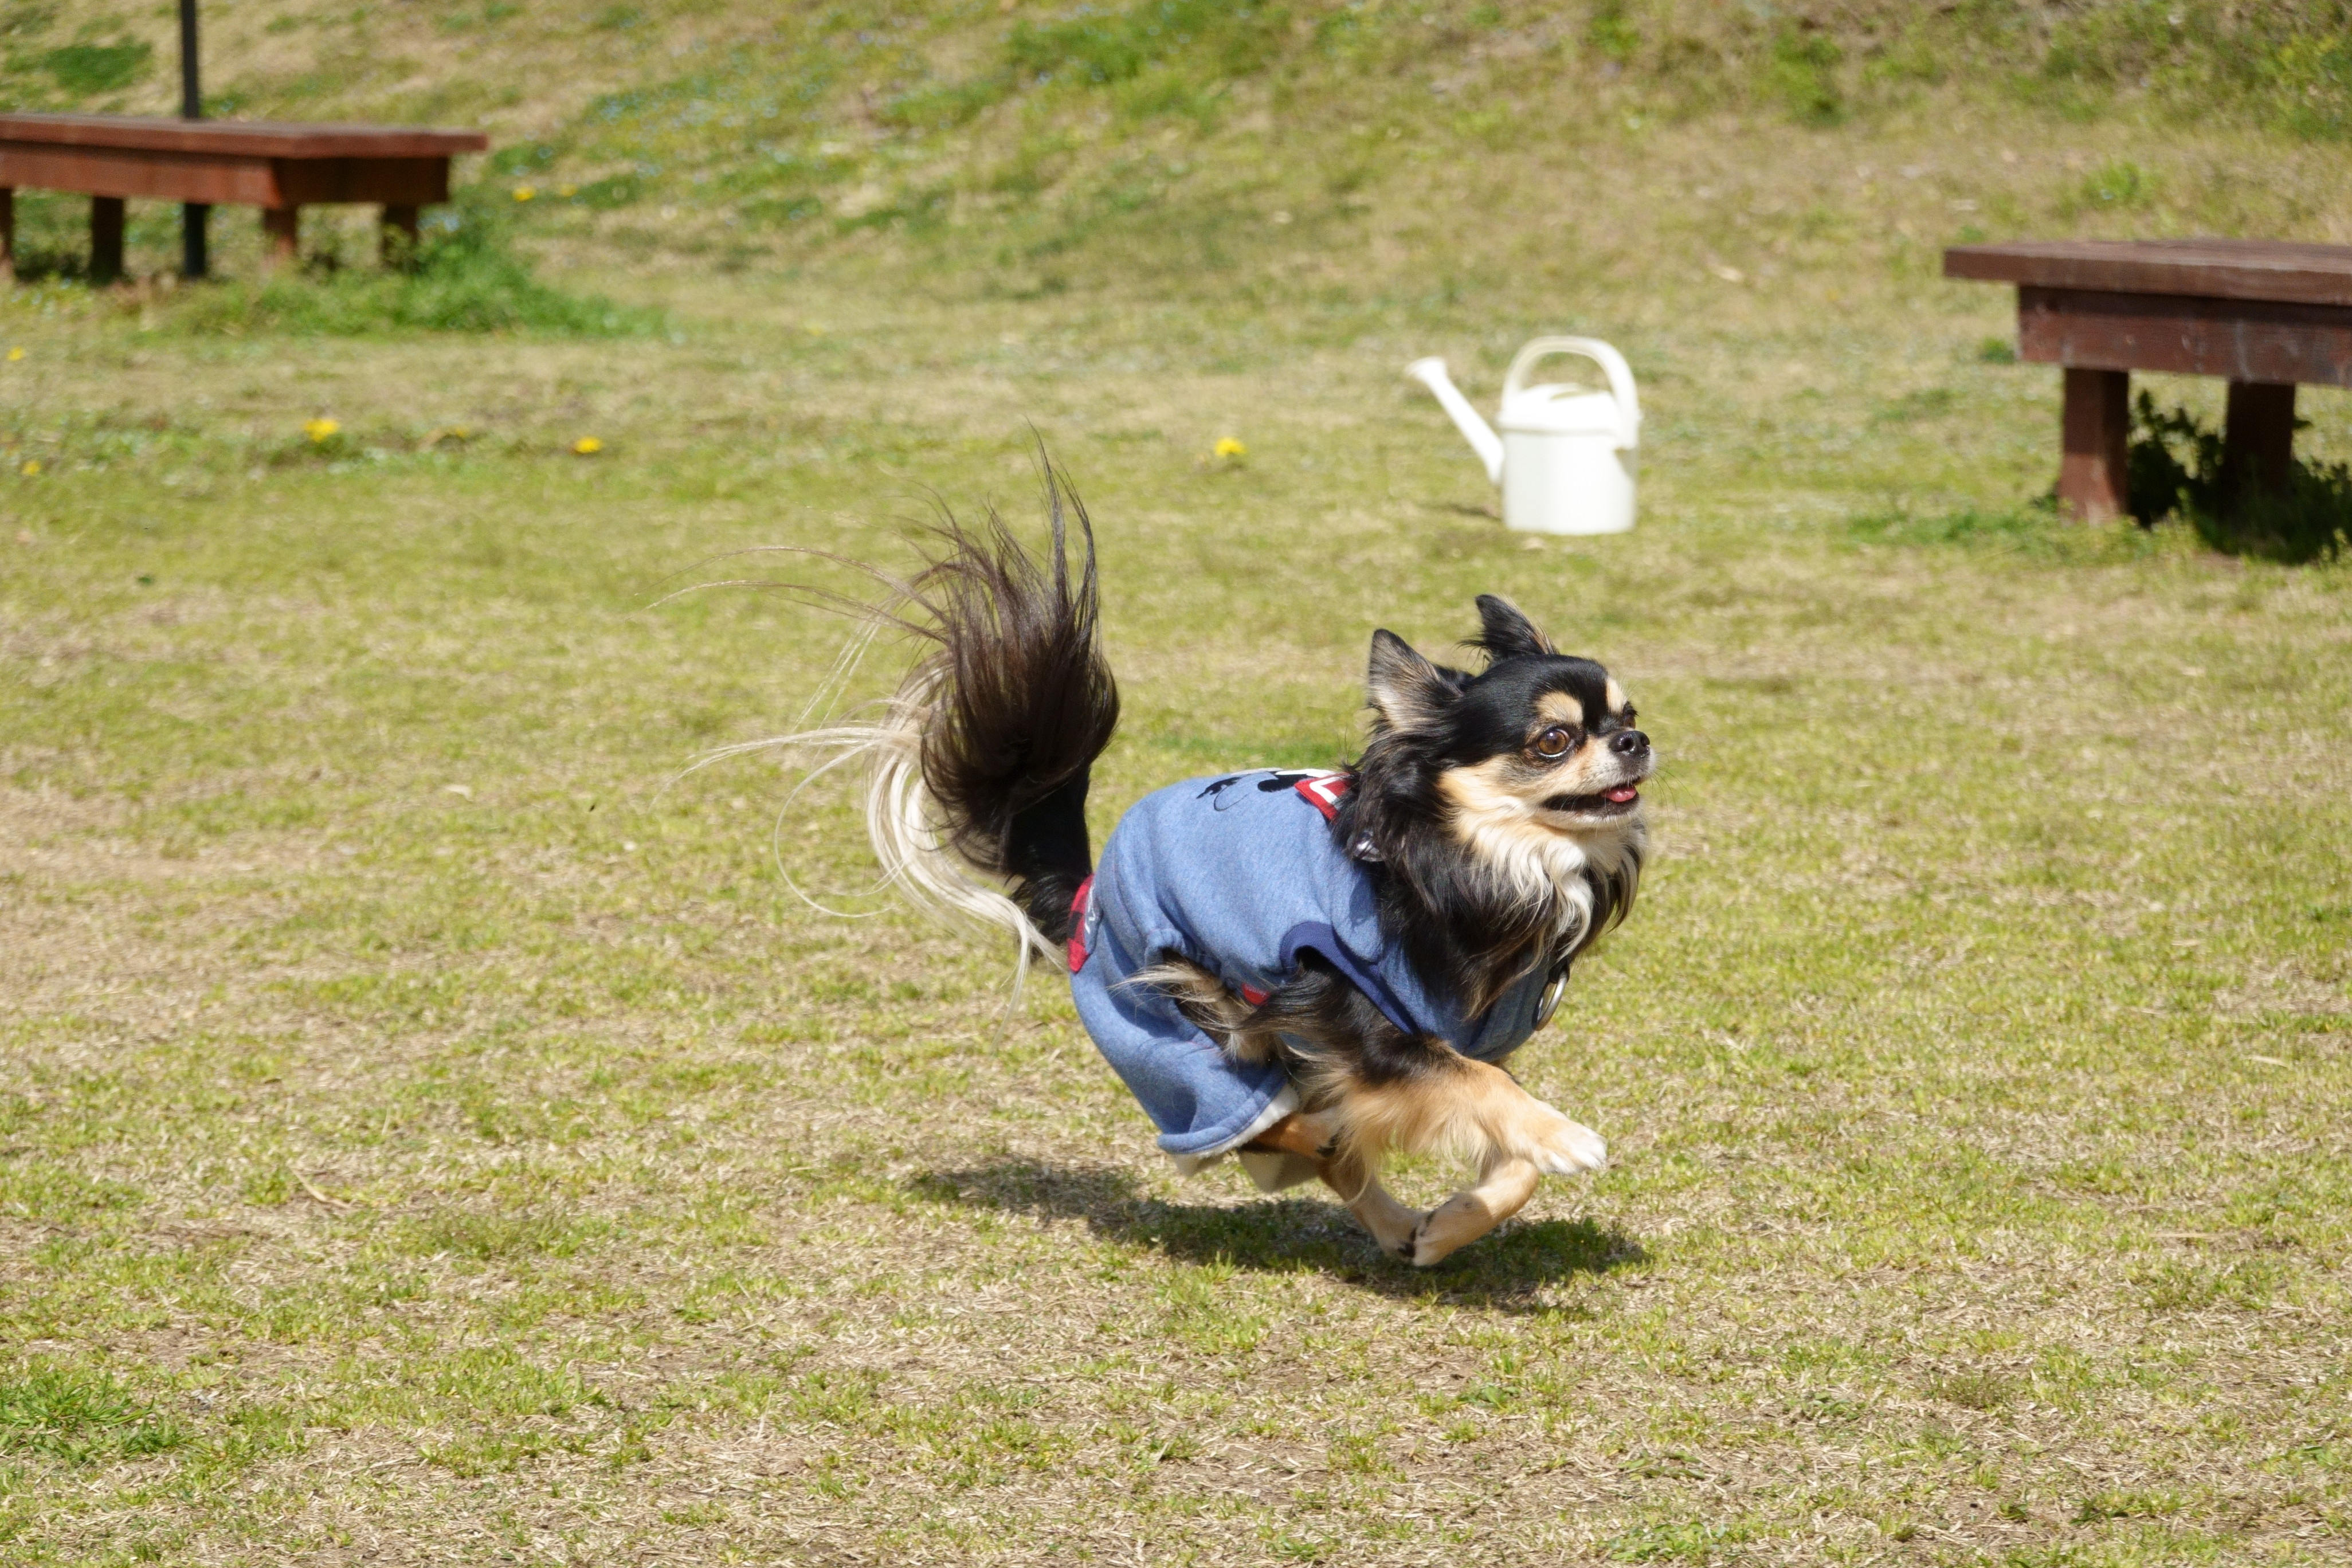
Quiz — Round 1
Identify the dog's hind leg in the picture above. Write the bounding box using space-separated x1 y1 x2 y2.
1409 1154 1540 1267
1244 1111 1424 1257
1324 1148 1424 1259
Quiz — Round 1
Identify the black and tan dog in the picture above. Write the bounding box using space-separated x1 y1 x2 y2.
772 483 1649 1264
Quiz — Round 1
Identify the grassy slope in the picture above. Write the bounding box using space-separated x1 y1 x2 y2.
15 0 2352 299
3 2 2352 1565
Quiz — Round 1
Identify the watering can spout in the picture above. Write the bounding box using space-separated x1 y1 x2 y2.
1405 357 1504 485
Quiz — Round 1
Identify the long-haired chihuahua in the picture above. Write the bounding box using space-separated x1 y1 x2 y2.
765 476 1649 1265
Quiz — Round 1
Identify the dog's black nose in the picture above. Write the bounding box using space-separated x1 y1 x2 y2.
1610 729 1649 755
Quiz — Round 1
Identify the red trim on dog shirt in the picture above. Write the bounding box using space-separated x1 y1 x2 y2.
1067 875 1095 974
1239 983 1269 1006
1293 771 1351 820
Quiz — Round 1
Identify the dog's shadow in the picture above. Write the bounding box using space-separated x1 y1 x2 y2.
912 1160 1645 1310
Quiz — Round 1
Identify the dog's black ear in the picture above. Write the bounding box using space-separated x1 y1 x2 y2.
1468 594 1557 664
1367 629 1454 730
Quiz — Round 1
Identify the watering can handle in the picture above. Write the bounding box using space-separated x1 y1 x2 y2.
1502 337 1641 450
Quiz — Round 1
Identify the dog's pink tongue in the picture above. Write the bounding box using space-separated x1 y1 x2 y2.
1606 786 1640 803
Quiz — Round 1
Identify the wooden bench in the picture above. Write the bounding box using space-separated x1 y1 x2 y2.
1945 239 2352 521
0 112 488 284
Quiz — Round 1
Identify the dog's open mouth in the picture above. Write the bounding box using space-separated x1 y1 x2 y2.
1543 784 1641 814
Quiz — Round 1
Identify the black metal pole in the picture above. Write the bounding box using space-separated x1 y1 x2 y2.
179 0 208 280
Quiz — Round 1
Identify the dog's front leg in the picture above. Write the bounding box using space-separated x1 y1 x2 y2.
1409 1154 1540 1267
1407 1062 1606 1265
1243 1112 1424 1257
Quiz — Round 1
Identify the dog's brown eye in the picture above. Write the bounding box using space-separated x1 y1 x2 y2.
1532 726 1577 759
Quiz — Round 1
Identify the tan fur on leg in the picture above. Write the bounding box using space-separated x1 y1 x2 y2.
1322 1148 1425 1258
1239 1109 1339 1161
1319 1058 1606 1179
1245 1114 1425 1256
1309 1061 1600 1268
1410 1155 1540 1267
1143 959 1605 1265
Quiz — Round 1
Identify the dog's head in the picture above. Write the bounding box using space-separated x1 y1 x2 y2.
1344 595 1650 1007
1362 594 1649 834
1349 593 1649 883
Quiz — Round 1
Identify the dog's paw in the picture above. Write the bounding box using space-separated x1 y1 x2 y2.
1365 1213 1424 1258
1522 1105 1607 1176
1349 1190 1426 1258
1409 1208 1472 1268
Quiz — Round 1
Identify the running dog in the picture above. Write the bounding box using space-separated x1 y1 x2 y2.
769 477 1649 1264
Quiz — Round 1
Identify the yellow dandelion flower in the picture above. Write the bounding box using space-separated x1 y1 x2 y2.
19 459 40 476
556 184 578 198
513 185 536 202
573 436 605 456
5 347 23 362
1213 437 1246 458
304 418 341 442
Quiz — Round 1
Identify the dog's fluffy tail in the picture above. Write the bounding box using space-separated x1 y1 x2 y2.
775 475 1119 965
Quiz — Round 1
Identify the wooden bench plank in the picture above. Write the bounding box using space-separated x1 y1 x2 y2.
274 156 451 207
2018 286 2352 388
0 112 487 160
1949 238 2352 310
0 142 282 205
0 144 457 207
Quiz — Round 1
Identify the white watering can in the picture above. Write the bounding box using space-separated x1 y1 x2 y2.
1406 337 1641 535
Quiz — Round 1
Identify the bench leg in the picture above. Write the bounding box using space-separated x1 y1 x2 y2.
0 187 13 284
2058 367 2130 522
182 202 210 281
2220 381 2296 511
261 205 300 268
91 195 127 286
381 204 420 268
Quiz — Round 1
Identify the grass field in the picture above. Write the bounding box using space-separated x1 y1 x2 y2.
6 2 2352 1563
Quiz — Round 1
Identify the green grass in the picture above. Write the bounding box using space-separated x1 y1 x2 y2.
3 1 2352 1562
4 191 650 338
4 257 2348 1561
2127 393 2352 563
21 0 2352 301
148 201 659 339
0 1366 184 1465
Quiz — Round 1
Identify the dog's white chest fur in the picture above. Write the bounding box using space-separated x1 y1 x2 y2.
1439 770 1646 949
